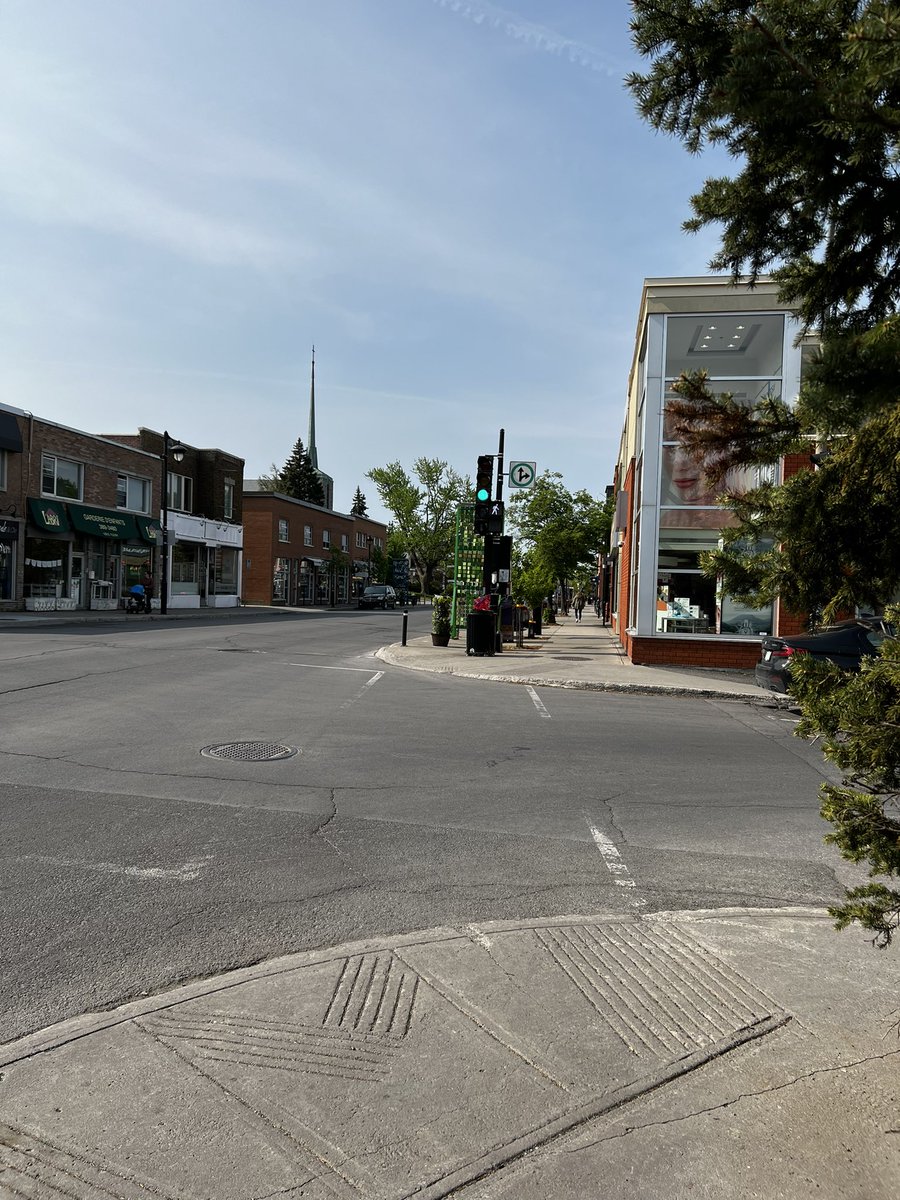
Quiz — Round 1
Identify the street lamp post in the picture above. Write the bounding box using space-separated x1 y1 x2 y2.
160 430 185 616
367 535 373 585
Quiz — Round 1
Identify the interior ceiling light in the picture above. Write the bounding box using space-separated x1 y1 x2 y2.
687 322 761 354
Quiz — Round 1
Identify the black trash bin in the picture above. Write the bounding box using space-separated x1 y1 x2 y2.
466 610 495 656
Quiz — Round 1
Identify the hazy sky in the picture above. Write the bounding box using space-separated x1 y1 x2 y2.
1 0 729 522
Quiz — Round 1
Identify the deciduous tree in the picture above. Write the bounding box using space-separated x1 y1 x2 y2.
367 458 469 594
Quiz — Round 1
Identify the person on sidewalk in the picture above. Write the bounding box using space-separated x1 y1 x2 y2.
140 563 154 614
573 590 586 622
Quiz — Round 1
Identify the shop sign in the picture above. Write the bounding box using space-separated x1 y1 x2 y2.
67 505 139 540
137 518 162 544
27 498 70 533
0 519 19 539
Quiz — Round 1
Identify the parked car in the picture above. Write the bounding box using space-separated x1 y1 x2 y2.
754 618 894 694
358 585 397 610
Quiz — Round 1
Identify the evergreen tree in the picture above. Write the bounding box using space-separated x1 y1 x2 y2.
630 0 900 944
350 486 368 516
279 437 326 507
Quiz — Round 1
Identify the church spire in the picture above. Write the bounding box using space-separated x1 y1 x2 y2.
307 345 318 469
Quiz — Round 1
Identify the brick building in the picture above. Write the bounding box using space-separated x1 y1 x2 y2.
242 491 387 607
106 428 244 608
0 403 163 611
608 276 817 668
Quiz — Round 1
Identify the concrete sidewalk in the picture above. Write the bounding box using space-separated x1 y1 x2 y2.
1 909 897 1199
379 613 777 701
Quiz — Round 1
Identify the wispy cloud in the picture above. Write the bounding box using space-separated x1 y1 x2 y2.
431 0 621 75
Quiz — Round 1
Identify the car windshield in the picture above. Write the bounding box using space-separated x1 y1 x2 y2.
365 587 387 594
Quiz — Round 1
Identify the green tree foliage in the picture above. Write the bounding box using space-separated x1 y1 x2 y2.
277 437 326 507
367 458 469 595
509 472 611 613
350 486 368 516
630 0 900 943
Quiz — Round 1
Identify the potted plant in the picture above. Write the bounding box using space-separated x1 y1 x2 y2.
431 594 452 646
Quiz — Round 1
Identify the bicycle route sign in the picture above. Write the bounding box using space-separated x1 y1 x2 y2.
508 461 536 489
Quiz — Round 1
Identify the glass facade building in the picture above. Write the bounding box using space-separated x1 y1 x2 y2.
610 278 812 666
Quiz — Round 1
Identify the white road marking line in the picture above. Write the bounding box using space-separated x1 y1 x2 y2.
526 686 552 719
340 671 385 710
587 823 645 907
286 662 376 672
16 854 212 881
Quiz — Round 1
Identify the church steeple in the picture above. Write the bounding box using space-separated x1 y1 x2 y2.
307 345 318 470
305 344 333 509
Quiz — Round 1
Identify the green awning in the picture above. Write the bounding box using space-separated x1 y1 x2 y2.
28 498 70 534
67 505 139 540
137 517 162 543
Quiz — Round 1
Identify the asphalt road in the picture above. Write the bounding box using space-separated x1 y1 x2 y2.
0 609 848 1045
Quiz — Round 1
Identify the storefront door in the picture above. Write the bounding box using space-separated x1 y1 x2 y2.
71 553 84 607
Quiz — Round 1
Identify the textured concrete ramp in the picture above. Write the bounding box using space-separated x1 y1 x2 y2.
0 913 875 1200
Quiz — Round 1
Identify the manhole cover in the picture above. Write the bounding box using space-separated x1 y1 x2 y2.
200 741 299 762
552 655 591 661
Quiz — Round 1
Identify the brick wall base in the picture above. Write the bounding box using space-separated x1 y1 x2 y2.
623 632 762 669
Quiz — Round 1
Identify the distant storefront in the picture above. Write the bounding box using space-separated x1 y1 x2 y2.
166 512 242 608
23 499 161 610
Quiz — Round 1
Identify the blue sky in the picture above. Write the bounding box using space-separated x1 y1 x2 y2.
1 0 729 523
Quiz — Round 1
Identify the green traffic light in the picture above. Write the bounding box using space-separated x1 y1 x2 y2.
476 487 490 501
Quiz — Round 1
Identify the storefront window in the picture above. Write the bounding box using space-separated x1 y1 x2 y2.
214 547 238 591
24 537 66 597
656 572 716 633
172 542 199 594
273 557 287 601
0 539 14 600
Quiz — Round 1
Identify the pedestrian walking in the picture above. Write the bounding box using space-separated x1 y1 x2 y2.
574 590 586 622
140 562 154 614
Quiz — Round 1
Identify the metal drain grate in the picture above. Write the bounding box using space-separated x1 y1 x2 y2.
200 741 299 762
551 655 591 661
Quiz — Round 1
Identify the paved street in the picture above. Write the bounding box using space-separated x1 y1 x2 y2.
1 609 897 1197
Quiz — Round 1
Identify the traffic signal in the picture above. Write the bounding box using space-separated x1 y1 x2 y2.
474 455 494 534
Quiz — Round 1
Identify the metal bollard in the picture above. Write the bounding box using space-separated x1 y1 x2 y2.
402 610 409 646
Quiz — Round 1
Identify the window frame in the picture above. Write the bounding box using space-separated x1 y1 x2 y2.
166 472 193 513
116 472 151 514
41 453 84 501
223 478 234 520
278 518 290 543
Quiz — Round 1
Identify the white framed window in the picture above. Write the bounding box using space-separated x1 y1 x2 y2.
304 524 313 546
42 453 83 500
356 531 367 548
116 473 151 514
340 533 348 552
167 473 193 513
374 537 383 550
322 529 331 548
278 518 289 542
224 478 234 520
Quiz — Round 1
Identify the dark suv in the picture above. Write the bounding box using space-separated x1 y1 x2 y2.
754 617 894 694
358 585 397 610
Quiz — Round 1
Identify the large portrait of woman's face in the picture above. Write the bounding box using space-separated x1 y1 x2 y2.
658 442 757 529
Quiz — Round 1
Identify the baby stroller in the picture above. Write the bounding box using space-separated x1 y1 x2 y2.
125 584 146 614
